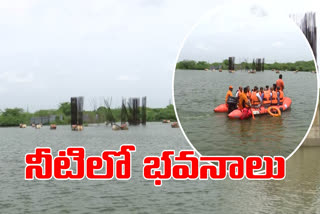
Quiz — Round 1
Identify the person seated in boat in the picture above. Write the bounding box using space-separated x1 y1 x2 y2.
239 87 251 110
259 87 264 102
259 87 264 97
271 86 278 105
246 86 252 101
225 85 233 104
276 86 284 105
239 87 252 119
262 86 271 107
251 86 262 108
273 84 277 92
236 86 243 98
265 85 270 92
276 74 284 91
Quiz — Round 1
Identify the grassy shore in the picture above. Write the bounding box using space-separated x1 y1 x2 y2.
176 60 316 71
0 104 177 127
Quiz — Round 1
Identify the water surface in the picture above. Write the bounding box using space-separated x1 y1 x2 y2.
174 69 317 157
0 124 320 213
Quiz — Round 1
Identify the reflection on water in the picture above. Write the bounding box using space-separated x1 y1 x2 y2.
174 70 317 157
0 125 320 213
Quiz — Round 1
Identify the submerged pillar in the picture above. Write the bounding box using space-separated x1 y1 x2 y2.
256 58 262 71
77 96 84 125
121 98 127 124
71 97 78 126
228 57 235 70
141 96 147 125
252 59 256 71
70 96 84 127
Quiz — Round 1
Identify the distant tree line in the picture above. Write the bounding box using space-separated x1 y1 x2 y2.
0 103 177 127
176 60 316 71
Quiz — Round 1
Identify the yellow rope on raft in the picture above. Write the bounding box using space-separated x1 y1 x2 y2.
267 106 281 117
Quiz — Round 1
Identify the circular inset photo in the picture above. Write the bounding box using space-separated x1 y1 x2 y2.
173 3 318 158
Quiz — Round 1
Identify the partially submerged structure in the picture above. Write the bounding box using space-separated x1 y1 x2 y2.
104 97 116 125
127 96 147 125
228 57 235 71
226 57 264 72
141 96 147 125
71 96 84 131
255 58 265 71
105 96 147 130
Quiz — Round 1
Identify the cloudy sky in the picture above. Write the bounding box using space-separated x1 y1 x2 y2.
179 1 316 63
0 0 319 112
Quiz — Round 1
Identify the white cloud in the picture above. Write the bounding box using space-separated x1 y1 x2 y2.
271 41 284 48
116 75 140 81
250 5 268 17
195 43 209 51
0 72 34 83
0 86 7 94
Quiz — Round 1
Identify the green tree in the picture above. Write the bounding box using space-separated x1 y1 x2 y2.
58 102 71 116
0 108 30 126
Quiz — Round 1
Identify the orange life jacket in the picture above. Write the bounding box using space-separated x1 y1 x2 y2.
247 91 252 100
225 90 233 103
279 90 284 103
239 93 249 109
251 92 260 105
263 90 271 105
271 91 278 105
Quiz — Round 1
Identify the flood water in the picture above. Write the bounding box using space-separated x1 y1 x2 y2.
1 124 320 213
174 69 318 157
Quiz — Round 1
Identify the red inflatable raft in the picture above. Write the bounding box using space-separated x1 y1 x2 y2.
214 97 292 119
228 97 292 119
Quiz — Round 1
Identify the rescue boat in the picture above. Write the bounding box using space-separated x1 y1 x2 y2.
228 97 292 119
214 97 292 119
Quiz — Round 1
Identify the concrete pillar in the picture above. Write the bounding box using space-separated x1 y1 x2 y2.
303 104 320 146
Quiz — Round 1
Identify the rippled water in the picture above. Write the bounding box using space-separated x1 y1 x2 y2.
0 124 320 213
174 69 318 157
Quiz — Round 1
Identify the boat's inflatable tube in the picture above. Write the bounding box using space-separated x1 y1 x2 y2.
267 106 281 117
214 104 228 112
227 97 291 119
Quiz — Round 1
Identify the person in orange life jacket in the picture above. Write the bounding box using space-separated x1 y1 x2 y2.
236 86 243 98
263 86 271 107
239 87 251 110
265 85 270 92
225 85 233 104
276 86 284 105
251 86 262 108
269 86 274 103
271 86 279 105
259 87 264 102
246 86 252 101
276 74 284 91
236 86 243 109
273 84 277 93
239 87 252 120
